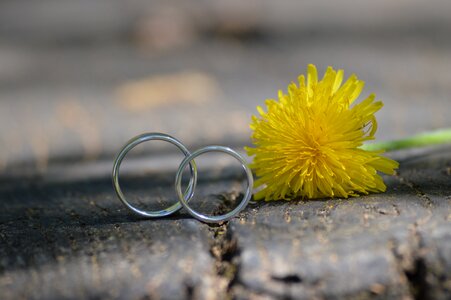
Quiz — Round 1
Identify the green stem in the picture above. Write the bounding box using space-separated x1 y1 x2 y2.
361 128 451 152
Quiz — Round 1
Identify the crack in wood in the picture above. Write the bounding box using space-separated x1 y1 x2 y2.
270 274 303 284
209 222 241 300
395 173 434 209
389 224 430 300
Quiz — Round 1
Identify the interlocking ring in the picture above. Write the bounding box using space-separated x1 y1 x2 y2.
175 145 254 223
112 133 197 218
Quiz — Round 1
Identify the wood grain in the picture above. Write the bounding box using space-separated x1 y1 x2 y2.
1 1 450 299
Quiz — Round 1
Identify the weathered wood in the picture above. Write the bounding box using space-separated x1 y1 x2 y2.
1 0 451 43
1 1 451 170
1 147 450 299
230 149 451 299
0 168 244 299
1 1 451 299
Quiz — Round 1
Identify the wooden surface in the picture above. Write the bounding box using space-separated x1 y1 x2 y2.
1 1 451 299
1 147 450 299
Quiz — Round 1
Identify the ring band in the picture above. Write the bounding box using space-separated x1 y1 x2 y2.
174 145 253 223
112 133 197 218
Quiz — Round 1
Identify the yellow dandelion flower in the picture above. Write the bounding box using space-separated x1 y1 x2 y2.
246 64 399 200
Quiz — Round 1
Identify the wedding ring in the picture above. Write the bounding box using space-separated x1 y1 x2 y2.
112 133 197 218
174 145 253 223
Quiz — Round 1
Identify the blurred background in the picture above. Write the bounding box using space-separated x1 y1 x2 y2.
1 0 450 175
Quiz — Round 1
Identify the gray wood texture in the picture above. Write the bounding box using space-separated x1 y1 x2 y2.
1 147 450 299
1 1 450 299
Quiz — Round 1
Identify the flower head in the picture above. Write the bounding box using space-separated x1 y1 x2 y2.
246 64 399 200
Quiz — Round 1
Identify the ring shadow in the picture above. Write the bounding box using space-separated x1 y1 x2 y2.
0 165 252 228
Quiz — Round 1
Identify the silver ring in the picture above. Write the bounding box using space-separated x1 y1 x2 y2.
174 145 253 223
112 133 197 218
